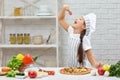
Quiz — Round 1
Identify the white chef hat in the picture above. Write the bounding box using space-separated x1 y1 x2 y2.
83 13 96 36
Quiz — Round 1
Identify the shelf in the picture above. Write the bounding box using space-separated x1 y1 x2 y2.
0 44 57 48
0 0 59 67
0 16 57 19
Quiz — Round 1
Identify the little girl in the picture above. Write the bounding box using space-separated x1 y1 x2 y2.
58 5 103 68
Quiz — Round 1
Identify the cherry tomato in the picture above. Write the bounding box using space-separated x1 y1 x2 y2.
48 71 55 75
68 10 72 15
28 70 37 78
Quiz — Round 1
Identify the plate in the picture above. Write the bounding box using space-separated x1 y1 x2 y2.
24 67 48 78
0 72 6 76
16 75 27 79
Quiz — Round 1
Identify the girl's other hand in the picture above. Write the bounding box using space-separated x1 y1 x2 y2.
95 62 104 68
63 4 72 15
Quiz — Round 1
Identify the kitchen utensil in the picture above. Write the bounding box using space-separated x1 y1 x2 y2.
46 30 56 44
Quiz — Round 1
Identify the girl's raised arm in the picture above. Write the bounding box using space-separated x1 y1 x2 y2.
58 5 72 31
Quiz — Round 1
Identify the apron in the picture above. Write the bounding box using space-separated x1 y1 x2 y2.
67 26 92 67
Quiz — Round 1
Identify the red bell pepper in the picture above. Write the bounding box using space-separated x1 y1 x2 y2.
23 54 34 65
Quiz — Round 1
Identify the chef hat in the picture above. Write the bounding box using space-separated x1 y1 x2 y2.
83 13 96 36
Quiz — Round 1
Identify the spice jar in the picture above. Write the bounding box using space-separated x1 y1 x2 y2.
17 34 23 44
24 33 30 44
9 34 16 44
14 7 22 16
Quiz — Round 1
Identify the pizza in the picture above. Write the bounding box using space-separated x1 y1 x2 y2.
60 67 92 75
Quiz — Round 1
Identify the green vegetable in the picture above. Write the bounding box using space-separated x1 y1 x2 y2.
109 60 120 77
7 56 22 70
16 71 25 76
6 70 16 77
33 56 38 62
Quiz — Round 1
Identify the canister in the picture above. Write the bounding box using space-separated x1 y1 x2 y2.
32 35 43 44
14 7 22 16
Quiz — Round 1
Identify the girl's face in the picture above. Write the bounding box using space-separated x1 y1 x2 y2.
72 16 86 31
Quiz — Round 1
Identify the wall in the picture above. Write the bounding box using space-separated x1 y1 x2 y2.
60 0 120 66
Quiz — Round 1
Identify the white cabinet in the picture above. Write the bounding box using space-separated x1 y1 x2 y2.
0 0 59 67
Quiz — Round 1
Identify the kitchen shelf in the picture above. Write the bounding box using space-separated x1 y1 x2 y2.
0 44 57 48
0 0 59 67
0 16 57 19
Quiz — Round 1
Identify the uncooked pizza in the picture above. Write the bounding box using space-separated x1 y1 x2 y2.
60 67 92 75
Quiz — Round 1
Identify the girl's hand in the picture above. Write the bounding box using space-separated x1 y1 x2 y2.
95 62 104 68
63 4 72 15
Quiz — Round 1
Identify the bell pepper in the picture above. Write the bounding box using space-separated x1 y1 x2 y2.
22 54 34 65
17 53 24 60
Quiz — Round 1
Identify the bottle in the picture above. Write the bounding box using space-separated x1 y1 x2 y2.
9 34 16 44
24 33 30 44
14 7 22 16
17 34 23 44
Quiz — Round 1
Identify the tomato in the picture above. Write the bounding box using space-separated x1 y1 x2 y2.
28 70 37 78
47 71 55 75
98 68 105 75
23 54 34 65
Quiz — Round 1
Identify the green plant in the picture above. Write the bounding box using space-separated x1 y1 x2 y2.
109 61 120 77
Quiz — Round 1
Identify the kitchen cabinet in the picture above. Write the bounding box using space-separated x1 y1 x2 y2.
0 0 60 67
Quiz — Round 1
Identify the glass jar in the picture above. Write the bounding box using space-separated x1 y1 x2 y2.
17 34 23 44
9 34 16 44
24 33 30 44
14 7 22 16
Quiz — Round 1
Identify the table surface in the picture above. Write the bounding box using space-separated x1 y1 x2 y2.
0 67 120 80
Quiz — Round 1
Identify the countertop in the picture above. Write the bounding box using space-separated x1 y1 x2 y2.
0 67 120 80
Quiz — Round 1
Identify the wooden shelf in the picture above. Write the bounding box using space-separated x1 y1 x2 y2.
0 44 57 48
0 16 57 19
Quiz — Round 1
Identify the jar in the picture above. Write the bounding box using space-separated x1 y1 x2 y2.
24 33 30 44
17 34 23 44
9 34 16 44
32 35 43 44
14 7 22 16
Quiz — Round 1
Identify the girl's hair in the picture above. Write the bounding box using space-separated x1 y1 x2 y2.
77 26 86 66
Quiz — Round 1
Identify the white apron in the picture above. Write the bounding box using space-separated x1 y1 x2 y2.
67 26 92 67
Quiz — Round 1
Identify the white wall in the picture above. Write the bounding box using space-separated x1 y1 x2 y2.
60 0 120 66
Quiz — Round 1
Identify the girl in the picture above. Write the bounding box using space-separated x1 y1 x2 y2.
58 5 103 68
